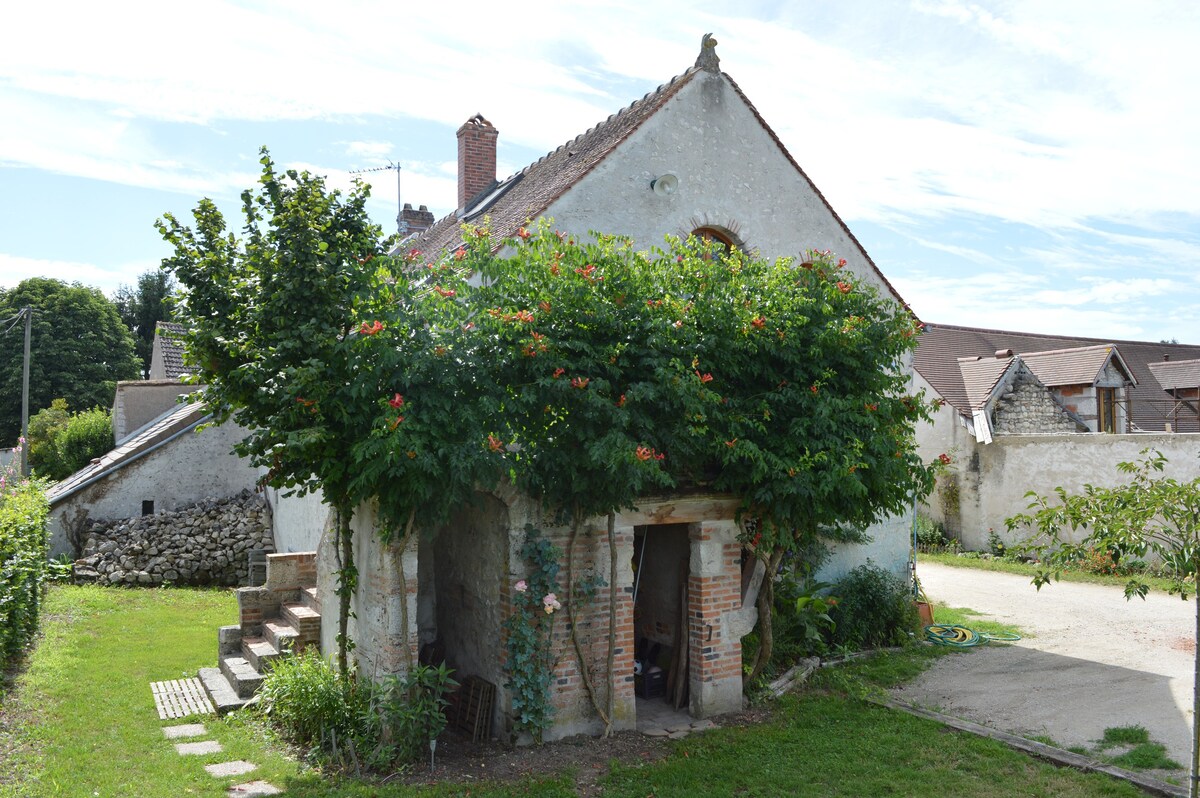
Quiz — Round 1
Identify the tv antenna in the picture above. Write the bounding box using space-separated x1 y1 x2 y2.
350 162 403 235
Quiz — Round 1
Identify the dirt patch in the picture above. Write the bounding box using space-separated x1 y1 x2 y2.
393 707 772 794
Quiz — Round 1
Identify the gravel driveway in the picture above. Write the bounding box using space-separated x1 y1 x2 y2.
891 561 1197 768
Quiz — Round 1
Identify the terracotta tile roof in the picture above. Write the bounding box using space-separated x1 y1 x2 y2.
1019 344 1131 388
155 321 188 378
957 353 1016 410
404 64 903 303
47 400 209 506
914 323 1200 433
1149 358 1200 391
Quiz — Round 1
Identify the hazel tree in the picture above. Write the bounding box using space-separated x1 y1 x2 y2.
159 151 403 675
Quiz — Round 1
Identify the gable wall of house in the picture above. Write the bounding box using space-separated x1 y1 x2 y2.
993 368 1080 435
541 70 893 299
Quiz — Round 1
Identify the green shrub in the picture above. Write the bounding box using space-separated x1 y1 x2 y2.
27 403 114 481
27 399 70 478
0 473 50 667
913 514 947 548
259 650 457 772
829 562 918 650
56 407 114 478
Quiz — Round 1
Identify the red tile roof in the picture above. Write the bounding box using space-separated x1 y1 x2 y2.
957 354 1017 410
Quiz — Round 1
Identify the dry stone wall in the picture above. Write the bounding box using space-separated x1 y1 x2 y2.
73 490 273 586
994 370 1081 435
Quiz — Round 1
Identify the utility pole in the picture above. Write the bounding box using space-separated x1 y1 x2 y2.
20 306 31 477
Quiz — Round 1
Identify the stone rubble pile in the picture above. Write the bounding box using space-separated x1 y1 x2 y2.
73 490 274 587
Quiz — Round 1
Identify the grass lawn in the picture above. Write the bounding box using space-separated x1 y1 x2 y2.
0 585 1147 797
921 550 1181 594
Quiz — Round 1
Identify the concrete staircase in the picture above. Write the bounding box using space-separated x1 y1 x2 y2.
199 552 320 714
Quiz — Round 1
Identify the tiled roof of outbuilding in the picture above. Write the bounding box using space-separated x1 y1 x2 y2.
1019 344 1133 388
914 323 1200 433
1149 358 1200 391
957 353 1016 410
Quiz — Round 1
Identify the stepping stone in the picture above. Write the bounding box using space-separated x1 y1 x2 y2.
175 740 224 756
162 723 207 739
226 780 281 796
643 728 670 737
668 730 690 739
690 719 718 731
667 723 693 733
205 760 257 777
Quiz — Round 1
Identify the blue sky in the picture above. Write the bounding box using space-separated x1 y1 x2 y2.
2 1 1197 343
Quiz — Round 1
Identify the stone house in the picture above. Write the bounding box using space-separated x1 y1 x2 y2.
256 37 928 742
913 323 1200 549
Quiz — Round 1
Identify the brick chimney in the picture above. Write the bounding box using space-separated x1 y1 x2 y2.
399 203 434 236
457 114 498 211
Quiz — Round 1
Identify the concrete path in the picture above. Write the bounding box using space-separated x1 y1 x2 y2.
892 561 1196 768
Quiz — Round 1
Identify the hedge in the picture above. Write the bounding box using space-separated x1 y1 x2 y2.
0 479 50 667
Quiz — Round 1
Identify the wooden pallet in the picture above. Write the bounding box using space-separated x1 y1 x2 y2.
151 678 216 719
451 676 495 742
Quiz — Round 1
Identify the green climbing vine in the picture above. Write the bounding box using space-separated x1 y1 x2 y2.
503 526 563 742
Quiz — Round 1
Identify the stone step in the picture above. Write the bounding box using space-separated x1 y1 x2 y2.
263 620 299 653
199 667 251 715
240 637 281 672
282 602 321 643
219 655 265 699
301 586 320 613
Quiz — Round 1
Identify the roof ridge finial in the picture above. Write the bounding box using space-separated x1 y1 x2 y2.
696 32 720 73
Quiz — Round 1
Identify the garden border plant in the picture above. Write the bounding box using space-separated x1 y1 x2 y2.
0 439 50 671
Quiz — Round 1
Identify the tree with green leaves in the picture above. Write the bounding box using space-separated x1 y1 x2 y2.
159 151 403 674
113 269 177 379
1007 450 1200 797
0 278 140 446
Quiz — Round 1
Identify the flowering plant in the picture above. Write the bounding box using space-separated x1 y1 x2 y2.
503 526 562 742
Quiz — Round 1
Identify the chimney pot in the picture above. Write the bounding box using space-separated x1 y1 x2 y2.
995 349 1014 358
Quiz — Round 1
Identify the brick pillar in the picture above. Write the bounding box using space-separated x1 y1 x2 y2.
457 114 498 210
687 520 744 717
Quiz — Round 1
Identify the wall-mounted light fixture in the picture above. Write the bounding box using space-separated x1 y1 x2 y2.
651 173 679 196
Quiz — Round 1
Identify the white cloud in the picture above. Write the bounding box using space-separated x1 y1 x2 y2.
0 254 155 296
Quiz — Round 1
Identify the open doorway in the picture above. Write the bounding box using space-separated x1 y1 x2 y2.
632 523 691 720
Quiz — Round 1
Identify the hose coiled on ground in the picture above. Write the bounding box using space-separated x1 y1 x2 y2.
924 624 1021 647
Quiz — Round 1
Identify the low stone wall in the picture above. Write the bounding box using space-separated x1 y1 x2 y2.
74 490 273 586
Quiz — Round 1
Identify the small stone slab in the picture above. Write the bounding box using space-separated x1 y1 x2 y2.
226 780 282 796
152 678 216 719
690 719 718 731
175 740 224 756
668 730 690 739
162 723 207 739
205 760 257 777
643 728 670 737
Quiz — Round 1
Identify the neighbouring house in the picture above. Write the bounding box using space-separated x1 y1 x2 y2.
914 323 1200 549
237 37 929 742
149 321 188 380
